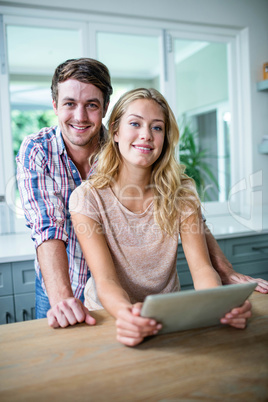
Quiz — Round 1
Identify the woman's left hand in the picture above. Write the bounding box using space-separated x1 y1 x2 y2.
220 300 252 329
116 302 162 346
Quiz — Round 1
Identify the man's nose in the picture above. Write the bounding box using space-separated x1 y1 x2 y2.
74 106 88 122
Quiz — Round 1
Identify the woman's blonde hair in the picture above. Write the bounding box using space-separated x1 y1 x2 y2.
90 88 200 236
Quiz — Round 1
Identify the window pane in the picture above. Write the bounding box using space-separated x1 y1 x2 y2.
6 25 82 227
7 25 82 153
174 39 230 202
96 31 161 122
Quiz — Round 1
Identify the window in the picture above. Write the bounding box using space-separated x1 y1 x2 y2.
0 16 86 233
0 9 250 233
92 25 163 123
168 37 231 203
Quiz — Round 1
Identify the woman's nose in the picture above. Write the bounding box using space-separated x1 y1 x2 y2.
139 126 152 141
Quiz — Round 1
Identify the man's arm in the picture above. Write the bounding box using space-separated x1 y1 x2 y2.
204 222 268 294
37 239 96 328
16 136 95 328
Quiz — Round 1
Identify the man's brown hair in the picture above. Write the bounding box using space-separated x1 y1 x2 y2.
51 58 113 108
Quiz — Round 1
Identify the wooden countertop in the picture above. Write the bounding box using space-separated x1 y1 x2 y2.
0 292 267 401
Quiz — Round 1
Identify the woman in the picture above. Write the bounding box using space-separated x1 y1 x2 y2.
69 88 251 346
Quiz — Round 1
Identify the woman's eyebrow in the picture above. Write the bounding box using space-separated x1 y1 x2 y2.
128 113 164 123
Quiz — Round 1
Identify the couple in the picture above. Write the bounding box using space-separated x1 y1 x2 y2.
17 58 268 346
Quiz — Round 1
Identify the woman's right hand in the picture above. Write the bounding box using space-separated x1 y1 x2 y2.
116 302 162 346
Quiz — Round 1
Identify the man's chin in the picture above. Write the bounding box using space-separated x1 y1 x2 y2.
72 132 100 148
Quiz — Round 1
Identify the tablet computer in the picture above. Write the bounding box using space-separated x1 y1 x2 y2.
141 282 256 334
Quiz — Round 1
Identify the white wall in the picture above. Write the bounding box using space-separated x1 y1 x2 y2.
1 0 268 203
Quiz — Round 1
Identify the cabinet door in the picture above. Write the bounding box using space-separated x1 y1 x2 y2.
12 260 35 294
14 292 35 322
232 260 268 281
225 235 268 264
0 295 15 324
177 244 193 289
0 263 13 296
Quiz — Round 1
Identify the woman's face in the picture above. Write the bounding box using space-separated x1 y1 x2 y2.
114 99 165 170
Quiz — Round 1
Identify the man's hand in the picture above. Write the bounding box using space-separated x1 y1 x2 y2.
222 273 268 294
116 303 162 346
47 297 96 328
220 300 252 329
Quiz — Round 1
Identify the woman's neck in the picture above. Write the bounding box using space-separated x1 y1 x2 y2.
112 165 154 213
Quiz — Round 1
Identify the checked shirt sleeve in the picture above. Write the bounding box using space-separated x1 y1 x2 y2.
16 137 69 249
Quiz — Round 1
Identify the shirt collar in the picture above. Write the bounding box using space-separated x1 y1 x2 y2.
56 126 66 155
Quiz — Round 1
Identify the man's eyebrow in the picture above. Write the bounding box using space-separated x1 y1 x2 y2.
128 113 164 123
61 97 101 104
62 97 75 102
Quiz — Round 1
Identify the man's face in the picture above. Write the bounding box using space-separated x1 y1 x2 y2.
53 79 107 150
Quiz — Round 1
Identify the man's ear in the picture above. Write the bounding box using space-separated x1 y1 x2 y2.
52 100 58 115
103 101 109 118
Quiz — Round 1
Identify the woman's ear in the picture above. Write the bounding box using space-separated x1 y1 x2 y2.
114 132 119 143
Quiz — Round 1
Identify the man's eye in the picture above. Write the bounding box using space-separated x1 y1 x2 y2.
65 102 74 107
88 103 98 109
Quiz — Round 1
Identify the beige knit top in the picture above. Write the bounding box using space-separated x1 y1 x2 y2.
69 181 182 310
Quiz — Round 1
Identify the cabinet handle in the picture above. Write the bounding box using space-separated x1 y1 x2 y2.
6 312 12 324
252 246 268 254
22 309 28 321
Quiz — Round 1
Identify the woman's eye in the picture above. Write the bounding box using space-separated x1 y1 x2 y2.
152 126 163 131
130 122 139 127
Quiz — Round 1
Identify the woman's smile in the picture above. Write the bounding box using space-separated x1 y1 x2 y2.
132 143 154 153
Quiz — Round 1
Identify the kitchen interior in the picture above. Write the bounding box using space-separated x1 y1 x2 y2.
0 0 267 400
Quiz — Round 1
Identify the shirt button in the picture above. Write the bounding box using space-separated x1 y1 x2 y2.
72 170 76 174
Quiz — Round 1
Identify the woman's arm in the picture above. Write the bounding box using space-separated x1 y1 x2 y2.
180 208 251 329
71 212 161 346
180 208 222 290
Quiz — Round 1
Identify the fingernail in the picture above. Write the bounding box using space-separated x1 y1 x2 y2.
150 320 156 326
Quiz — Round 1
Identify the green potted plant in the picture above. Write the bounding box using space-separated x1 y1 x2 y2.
178 122 219 201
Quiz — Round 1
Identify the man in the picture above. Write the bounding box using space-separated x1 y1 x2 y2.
16 58 268 329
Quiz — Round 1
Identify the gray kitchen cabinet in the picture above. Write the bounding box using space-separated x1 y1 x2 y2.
0 263 13 296
0 263 15 324
14 293 36 321
0 260 35 324
0 296 15 324
177 234 268 289
224 234 268 280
